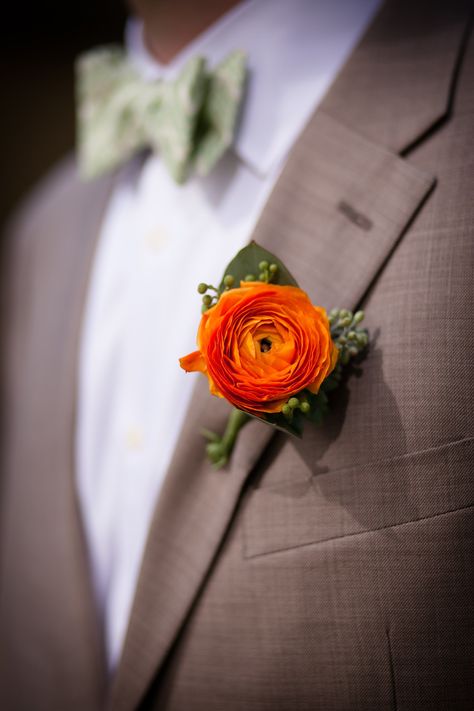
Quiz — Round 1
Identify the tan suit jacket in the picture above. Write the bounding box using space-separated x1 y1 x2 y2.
1 2 473 709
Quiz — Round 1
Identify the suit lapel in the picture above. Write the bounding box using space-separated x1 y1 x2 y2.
253 109 434 311
109 2 471 708
320 0 473 154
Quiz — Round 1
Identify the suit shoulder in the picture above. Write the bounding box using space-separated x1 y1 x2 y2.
3 155 115 272
4 155 81 248
454 12 474 117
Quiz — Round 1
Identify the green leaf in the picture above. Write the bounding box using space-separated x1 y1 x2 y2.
320 374 339 393
241 381 334 438
304 390 329 425
218 242 299 293
249 408 305 438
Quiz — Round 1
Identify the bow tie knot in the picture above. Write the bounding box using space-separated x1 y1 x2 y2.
76 46 247 184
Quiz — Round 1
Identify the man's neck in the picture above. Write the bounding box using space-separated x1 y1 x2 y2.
131 0 242 65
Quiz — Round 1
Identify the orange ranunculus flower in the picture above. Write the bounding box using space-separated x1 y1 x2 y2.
180 282 339 415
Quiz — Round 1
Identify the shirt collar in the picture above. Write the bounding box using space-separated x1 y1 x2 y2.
126 0 382 177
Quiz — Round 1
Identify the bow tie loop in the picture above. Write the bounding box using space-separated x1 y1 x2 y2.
76 46 247 184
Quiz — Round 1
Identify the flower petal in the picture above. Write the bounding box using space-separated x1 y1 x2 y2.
179 351 206 373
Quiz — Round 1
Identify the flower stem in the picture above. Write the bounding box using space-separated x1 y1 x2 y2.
202 408 251 469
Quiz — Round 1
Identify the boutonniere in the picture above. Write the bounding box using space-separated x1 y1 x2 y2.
180 242 369 469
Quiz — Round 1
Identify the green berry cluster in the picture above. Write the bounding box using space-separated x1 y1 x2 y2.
198 261 280 312
256 260 278 283
197 282 219 312
241 261 279 283
329 308 368 365
198 274 237 312
281 396 311 421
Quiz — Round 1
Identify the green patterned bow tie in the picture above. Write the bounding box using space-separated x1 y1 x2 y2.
76 46 247 184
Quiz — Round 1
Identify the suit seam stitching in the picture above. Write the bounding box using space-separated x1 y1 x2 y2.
386 626 399 711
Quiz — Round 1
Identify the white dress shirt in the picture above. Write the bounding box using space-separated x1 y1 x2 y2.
76 0 382 672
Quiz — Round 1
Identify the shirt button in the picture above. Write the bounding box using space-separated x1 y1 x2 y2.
144 227 168 252
125 426 144 450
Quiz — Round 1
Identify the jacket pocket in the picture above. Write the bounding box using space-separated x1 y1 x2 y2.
242 437 473 558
